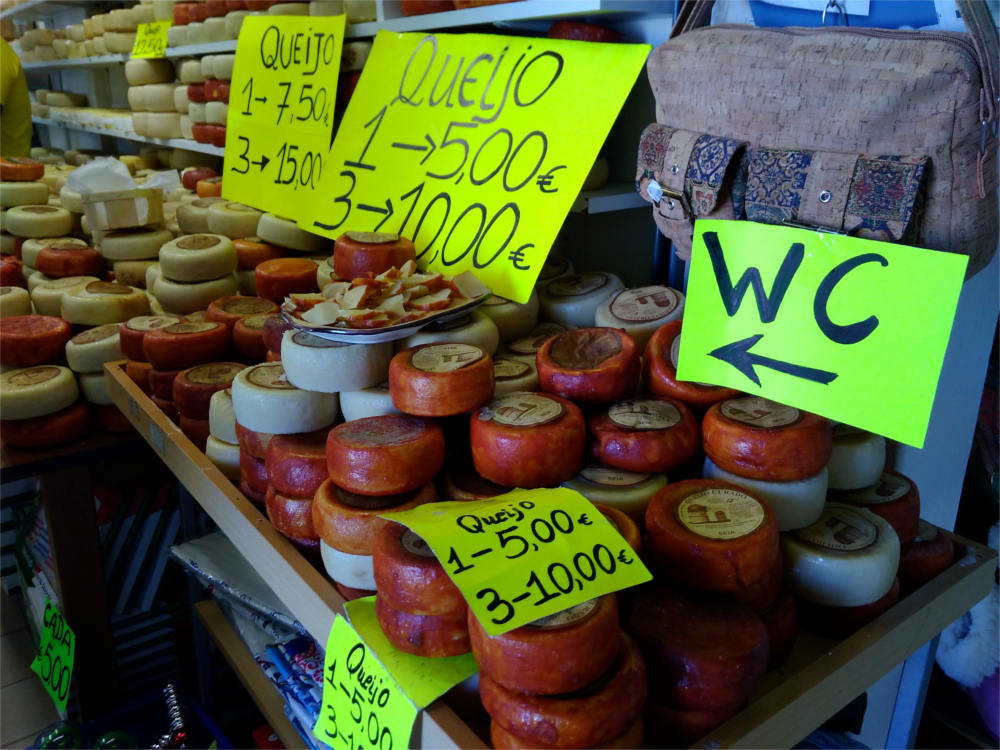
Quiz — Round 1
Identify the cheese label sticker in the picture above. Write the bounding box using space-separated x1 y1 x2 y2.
538 256 571 281
580 464 650 487
795 506 878 551
483 295 512 307
8 367 59 386
247 363 296 389
223 203 258 213
494 357 531 380
345 231 400 244
87 281 131 295
721 397 801 429
838 472 911 505
401 529 436 558
608 399 681 430
677 489 765 540
241 314 271 330
71 324 118 344
130 315 181 331
484 392 563 427
45 276 94 290
527 599 598 630
220 297 275 314
913 519 938 543
507 324 568 355
166 322 216 334
412 343 484 373
548 273 608 297
187 363 244 384
292 331 349 348
177 235 222 250
610 286 679 322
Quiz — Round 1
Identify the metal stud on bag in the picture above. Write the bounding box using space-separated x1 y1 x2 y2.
819 190 832 203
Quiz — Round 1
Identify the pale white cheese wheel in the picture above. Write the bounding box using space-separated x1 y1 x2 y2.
169 148 219 171
206 435 241 480
0 286 31 318
477 289 539 344
100 227 174 260
339 382 402 422
30 275 99 316
147 112 182 139
500 322 576 364
827 427 886 491
535 256 574 287
321 541 376 590
224 11 249 39
257 213 327 253
153 1 174 22
131 4 156 24
269 2 310 13
492 357 540 397
152 273 239 315
61 281 151 325
341 41 371 72
128 86 148 112
187 101 208 124
45 91 88 107
58 186 84 215
231 362 339 434
702 457 828 532
110 8 138 31
4 206 73 238
78 371 114 405
207 202 261 239
539 273 625 328
173 85 190 114
22 266 39 283
561 465 668 525
159 234 238 282
0 366 79 420
316 257 337 288
281 330 392 393
142 83 181 112
209 388 238 444
180 115 194 140
782 503 900 607
167 25 189 48
595 285 685 350
21 237 88 268
310 1 345 15
125 59 176 86
213 54 236 81
27 271 55 293
393 310 499 355
185 21 208 45
132 112 150 137
92 35 109 55
114 259 157 288
178 58 207 84
200 55 216 80
65 323 123 372
145 262 162 293
235 268 256 296
205 100 228 125
204 17 228 43
176 197 226 234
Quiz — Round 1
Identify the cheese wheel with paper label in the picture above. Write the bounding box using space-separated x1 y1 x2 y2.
0 366 79 419
142 321 229 370
490 717 644 750
375 595 470 657
898 520 954 595
782 503 900 607
0 287 30 318
265 486 317 538
441 461 506 502
176 198 226 234
29 276 99 317
472 392 585 488
152 273 239 314
119 315 184 361
205 435 241 480
4 206 73 238
644 700 745 749
795 577 901 639
240 449 269 493
231 362 339 434
209 388 238 444
831 469 920 544
235 421 273 458
732 547 783 614
0 400 90 447
500 322 575 364
65 324 122 372
702 397 833 482
535 256 574 287
645 479 780 592
339 382 403 421
258 214 328 253
537 328 640 405
254 257 319 302
393 311 499 356
826 426 887 490
282 331 392 394
594 504 642 558
266 426 332 497
173 362 245 419
539 273 624 328
207 201 262 239
232 314 270 361
477 290 539 344
492 356 540 397
0 315 72 365
389 343 494 417
159 234 238 282
21 237 88 269
126 359 153 395
588 396 699 473
205 295 278 331
595 285 685 350
373 522 464 615
150 368 181 400
644 321 742 410
333 231 415 279
562 463 668 526
61 281 150 325
760 590 797 670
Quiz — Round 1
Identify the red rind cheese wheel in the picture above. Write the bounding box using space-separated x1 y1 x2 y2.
389 344 495 417
172 3 192 23
373 522 464 615
702 397 833 481
546 20 622 42
0 315 72 366
795 578 901 639
644 322 741 410
336 581 377 602
481 631 647 749
234 237 286 269
173 362 245 420
0 257 24 288
536 328 640 405
760 590 798 671
208 126 227 149
151 395 179 423
401 0 455 16
471 392 585 489
206 296 279 331
595 504 642 558
179 414 210 451
469 596 619 696
644 700 744 748
375 594 470 657
261 314 291 353
326 415 445 496
491 718 644 750
204 79 225 100
588 396 699 473
441 461 507 502
266 427 332 497
239 478 267 507
94 403 135 433
149 368 181 400
265 486 316 538
312 480 437 555
645 479 780 592
733 548 783 614
627 584 768 709
192 124 214 144
182 167 219 190
333 232 416 280
833 470 921 544
120 316 184 361
233 315 271 361
142 321 230 371
126 359 153 395
240 449 269 493
235 421 273 458
0 400 89 447
187 83 206 102
255 258 319 303
35 246 103 278
0 157 44 182
898 521 955 595
196 177 222 197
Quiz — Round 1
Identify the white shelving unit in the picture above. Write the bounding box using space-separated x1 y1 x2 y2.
31 116 225 155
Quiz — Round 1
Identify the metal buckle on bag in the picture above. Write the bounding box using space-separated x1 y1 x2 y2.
661 187 691 217
782 217 848 235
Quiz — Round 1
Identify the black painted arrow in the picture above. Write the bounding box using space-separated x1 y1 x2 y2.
251 155 269 171
710 334 838 387
357 199 394 231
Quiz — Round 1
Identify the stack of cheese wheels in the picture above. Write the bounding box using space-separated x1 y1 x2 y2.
232 236 286 295
473 598 649 749
826 424 887 491
701 396 833 532
628 584 767 745
389 343 495 417
231 362 338 509
393 311 500 357
333 231 415 279
101 227 174 294
173 362 246 450
205 295 279 338
232 313 275 362
830 469 921 545
538 272 625 327
64 323 133 433
495 322 571 364
315 415 443 594
0 366 90 447
206 387 242 483
537 327 640 405
477 291 538 344
595 285 685 349
783 503 901 639
441 460 507 502
120 314 184 403
282 331 392 394
154 234 239 315
26 237 103 281
0 315 72 367
61 281 151 325
1 158 53 279
897 519 955 595
588 396 699 473
340 382 403 422
643 321 741 413
491 355 540 398
562 462 668 525
0 287 31 318
373 522 471 656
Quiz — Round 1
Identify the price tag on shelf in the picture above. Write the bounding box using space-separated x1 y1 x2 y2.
315 615 418 750
382 488 651 637
131 21 172 59
29 597 75 711
296 31 649 304
223 15 345 219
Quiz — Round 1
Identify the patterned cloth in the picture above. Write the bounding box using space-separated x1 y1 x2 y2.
687 134 749 216
745 148 813 225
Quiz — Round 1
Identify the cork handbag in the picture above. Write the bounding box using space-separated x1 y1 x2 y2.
638 0 999 279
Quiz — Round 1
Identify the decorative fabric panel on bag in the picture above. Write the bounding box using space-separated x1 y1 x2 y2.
687 133 748 216
636 123 675 202
745 148 813 226
843 155 929 244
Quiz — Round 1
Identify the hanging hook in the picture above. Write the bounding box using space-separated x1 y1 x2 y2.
821 0 850 27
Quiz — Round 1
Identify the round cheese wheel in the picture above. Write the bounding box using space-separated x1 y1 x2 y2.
231 362 339 434
240 448 269 492
373 522 464 615
760 590 798 671
326 415 444 496
491 718 643 750
205 100 228 124
235 268 257 296
481 630 646 748
500 322 575 364
160 234 238 283
176 198 227 234
393 311 499 356
375 595 470 657
126 359 154 395
477 290 539 344
94 404 135 433
119 315 185 361
644 699 744 748
227 313 268 361
266 350 282 362
0 366 79 419
205 296 278 332
234 237 286 269
830 469 920 544
492 356 539 397
141 321 230 370
125 58 176 85
150 368 181 400
441 461 507 502
178 413 210 450
5 206 73 238
321 541 377 590
539 273 625 328
35 245 103 278
266 486 316 538
535 256 574 287
645 479 781 592
173 362 245 419
29 276 96 317
152 273 239 314
595 285 684 350
209 388 238 444
731 546 783 614
282 331 393 394
178 58 207 84
826 427 887 490
114 260 157 289
389 343 494 417
1 181 49 208
101 227 174 261
333 232 416 279
0 315 72 366
547 19 621 41
795 577 901 639
147 112 183 139
142 84 183 113
643 322 742 411
594 504 643 558
22 238 86 269
65 324 122 373
339 382 402 421
181 168 219 192
0 400 89 447
167 23 190 45
783 503 900 608
561 464 667 525
214 53 236 80
0 157 45 182
702 397 833 482
588 396 699 473
254 257 319 302
313 479 438 555
316 256 338 288
537 328 640 405
0 287 30 318
262 315 292 353
207 202 262 239
258 214 328 253
472 392 585 489
266 426 332 497
898 520 954 595
61 282 151 325
205 435 241 480
174 86 190 114
77 372 111 406
235 421 273 458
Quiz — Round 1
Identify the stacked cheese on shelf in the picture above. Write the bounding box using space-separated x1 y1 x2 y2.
185 54 234 146
65 323 135 432
127 57 185 140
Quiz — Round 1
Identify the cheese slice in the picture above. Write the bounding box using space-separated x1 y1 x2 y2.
321 541 377 590
339 382 402 422
826 426 886 490
30 275 99 316
394 310 499 355
231 362 339 434
595 285 685 350
206 435 241 480
101 227 174 261
0 286 31 318
0 365 79 419
65 323 123 372
477 290 539 344
78 371 113 405
152 273 239 315
562 463 668 524
209 387 238 444
539 273 625 328
159 234 238 282
281 330 392 393
62 281 151 325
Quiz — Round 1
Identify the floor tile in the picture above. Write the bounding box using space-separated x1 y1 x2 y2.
0 630 37 687
0 594 26 637
0 677 59 746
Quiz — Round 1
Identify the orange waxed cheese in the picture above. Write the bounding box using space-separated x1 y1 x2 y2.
151 395 179 423
232 314 271 362
233 237 286 269
0 400 89 447
0 157 44 182
196 177 223 197
594 504 643 558
537 327 640 405
831 469 921 544
179 414 210 452
235 420 273 458
760 590 798 671
35 246 104 278
239 478 267 506
0 315 72 366
795 577 901 639
265 426 333 497
126 359 154 395
732 547 783 614
93 403 135 433
119 315 185 361
491 719 644 750
333 232 416 280
173 362 245 420
149 368 182 400
374 594 470 657
141 321 230 371
265 485 317 538
644 700 745 748
240 448 269 492
588 396 699 473
441 461 507 503
205 295 278 331
897 520 955 595
373 521 464 616
643 321 742 411
255 257 319 303
389 343 494 417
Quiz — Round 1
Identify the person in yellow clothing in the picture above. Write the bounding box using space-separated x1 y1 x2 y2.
1 37 32 157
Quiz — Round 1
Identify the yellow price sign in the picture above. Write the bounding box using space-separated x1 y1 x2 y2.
297 31 649 303
382 488 651 637
131 21 171 59
315 615 418 750
677 220 968 447
223 15 344 218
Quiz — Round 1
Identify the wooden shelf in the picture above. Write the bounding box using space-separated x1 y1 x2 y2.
32 117 225 156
